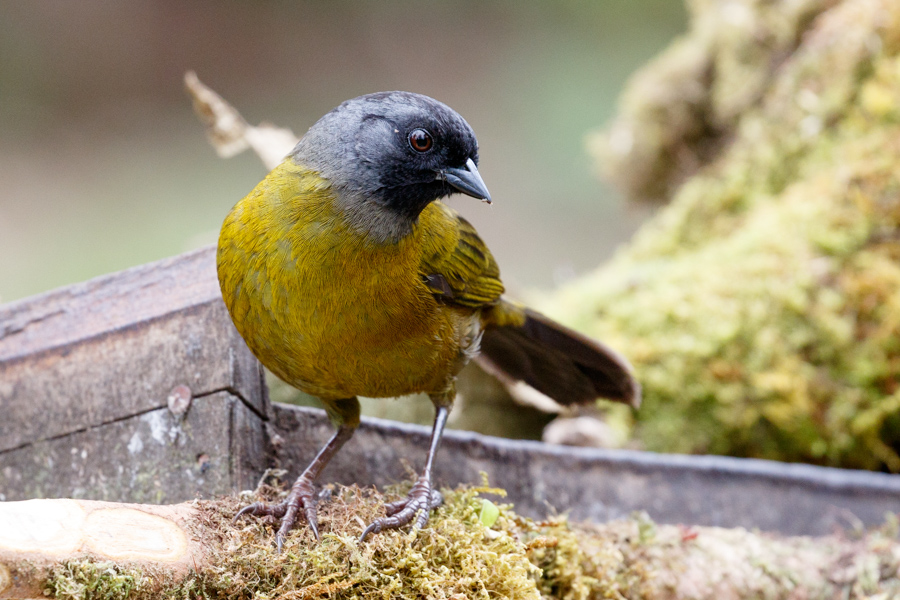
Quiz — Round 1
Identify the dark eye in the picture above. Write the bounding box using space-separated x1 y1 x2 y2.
408 128 433 153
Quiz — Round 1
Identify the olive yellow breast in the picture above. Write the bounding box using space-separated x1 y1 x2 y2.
217 159 477 401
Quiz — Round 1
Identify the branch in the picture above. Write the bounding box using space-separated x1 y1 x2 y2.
184 71 299 170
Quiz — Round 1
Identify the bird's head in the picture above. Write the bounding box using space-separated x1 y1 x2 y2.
291 91 490 241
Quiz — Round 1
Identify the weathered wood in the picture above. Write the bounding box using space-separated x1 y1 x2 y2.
0 246 265 453
3 244 900 538
0 248 266 451
0 247 268 503
0 392 266 504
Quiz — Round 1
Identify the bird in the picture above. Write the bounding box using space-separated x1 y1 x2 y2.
217 91 640 549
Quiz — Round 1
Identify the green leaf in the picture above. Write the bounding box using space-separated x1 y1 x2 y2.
479 499 499 528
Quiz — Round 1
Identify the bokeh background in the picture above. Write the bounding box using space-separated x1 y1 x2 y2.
0 0 685 304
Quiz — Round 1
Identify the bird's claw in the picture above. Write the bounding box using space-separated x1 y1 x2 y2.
359 476 443 542
233 476 319 551
233 501 288 522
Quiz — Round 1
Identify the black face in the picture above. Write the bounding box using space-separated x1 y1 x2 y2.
292 92 487 226
351 92 481 219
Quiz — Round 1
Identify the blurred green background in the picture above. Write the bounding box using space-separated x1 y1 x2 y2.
0 0 685 304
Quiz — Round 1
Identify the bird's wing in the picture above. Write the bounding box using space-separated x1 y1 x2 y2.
418 201 504 309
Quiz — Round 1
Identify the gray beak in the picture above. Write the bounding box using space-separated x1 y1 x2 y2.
439 158 492 203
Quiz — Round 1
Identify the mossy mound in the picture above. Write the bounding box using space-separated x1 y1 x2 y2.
187 482 655 600
192 484 543 599
43 483 639 600
547 0 900 470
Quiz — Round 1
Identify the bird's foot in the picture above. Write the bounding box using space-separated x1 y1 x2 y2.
359 475 443 542
234 475 319 551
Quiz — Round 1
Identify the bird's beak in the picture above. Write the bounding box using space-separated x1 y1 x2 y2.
439 158 492 204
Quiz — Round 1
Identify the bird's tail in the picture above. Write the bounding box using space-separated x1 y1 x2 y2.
477 301 641 409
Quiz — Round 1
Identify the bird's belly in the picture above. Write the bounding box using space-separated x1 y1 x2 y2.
278 291 458 399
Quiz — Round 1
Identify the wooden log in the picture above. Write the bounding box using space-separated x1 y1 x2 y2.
0 499 203 599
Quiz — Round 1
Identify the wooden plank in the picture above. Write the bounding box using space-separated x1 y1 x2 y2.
0 392 266 503
0 247 269 502
0 246 266 453
0 247 217 360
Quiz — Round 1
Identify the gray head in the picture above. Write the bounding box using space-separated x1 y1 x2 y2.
291 91 490 242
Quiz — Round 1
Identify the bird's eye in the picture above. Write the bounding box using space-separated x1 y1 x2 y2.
408 128 433 153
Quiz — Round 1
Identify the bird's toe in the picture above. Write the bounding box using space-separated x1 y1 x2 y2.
233 476 321 549
359 476 442 542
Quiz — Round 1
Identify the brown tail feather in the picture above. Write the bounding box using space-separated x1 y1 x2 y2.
476 308 641 408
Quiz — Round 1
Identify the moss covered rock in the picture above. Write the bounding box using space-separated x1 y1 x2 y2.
554 0 900 470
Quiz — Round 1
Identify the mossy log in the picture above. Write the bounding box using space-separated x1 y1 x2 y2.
3 485 900 600
0 499 203 599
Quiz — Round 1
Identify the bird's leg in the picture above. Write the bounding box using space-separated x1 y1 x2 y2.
235 397 359 550
360 403 449 542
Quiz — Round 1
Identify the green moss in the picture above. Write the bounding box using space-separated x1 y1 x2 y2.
153 481 646 600
587 0 837 202
29 485 655 599
550 0 900 470
46 560 147 600
186 483 540 600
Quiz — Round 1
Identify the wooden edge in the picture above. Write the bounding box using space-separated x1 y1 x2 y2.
0 246 220 362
